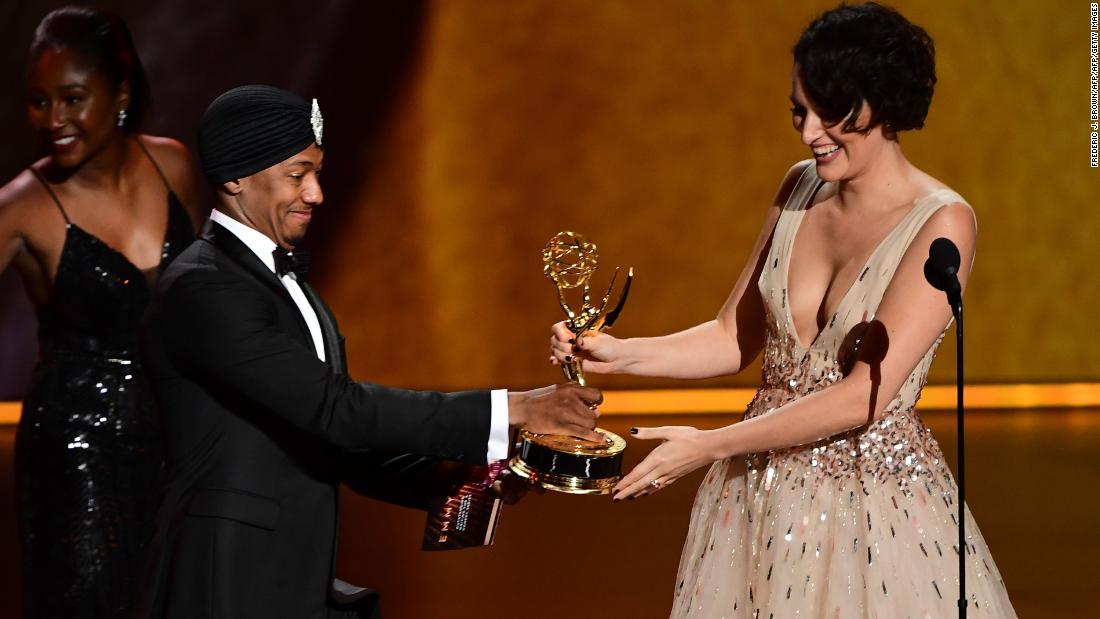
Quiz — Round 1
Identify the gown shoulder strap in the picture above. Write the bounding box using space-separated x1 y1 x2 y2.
787 161 823 213
769 162 824 268
861 190 967 314
29 167 71 225
134 137 177 195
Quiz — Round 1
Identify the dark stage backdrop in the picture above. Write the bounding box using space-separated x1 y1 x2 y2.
0 0 433 395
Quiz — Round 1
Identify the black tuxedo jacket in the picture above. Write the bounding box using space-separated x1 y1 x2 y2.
134 220 491 618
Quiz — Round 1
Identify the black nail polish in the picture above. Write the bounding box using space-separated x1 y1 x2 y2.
630 427 638 435
568 338 575 344
565 355 573 363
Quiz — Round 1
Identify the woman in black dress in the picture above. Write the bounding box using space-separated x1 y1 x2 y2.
0 7 201 617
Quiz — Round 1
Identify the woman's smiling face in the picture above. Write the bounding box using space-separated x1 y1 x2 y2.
27 46 128 169
789 65 892 183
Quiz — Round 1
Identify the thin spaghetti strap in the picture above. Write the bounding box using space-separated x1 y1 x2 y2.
30 167 71 225
134 137 174 193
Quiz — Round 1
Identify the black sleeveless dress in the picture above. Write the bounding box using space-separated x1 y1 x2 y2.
15 143 195 618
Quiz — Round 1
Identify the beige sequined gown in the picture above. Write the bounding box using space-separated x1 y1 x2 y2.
670 164 1016 618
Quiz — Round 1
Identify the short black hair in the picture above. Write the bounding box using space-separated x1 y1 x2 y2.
29 6 149 133
793 2 935 137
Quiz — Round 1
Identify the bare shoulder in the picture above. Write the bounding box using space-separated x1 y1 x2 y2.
137 133 198 183
137 134 203 225
905 200 978 273
0 165 50 222
924 200 976 240
139 134 190 158
905 165 975 232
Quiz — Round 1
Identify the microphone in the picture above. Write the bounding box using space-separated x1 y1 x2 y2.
924 237 962 316
925 236 969 618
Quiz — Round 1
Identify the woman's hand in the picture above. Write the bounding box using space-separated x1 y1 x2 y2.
548 321 622 375
612 426 722 500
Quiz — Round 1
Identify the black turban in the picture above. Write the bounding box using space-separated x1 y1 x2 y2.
198 85 322 184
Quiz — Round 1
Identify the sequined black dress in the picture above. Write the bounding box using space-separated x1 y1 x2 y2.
15 145 194 618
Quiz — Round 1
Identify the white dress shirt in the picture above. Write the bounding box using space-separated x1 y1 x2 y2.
210 209 326 361
209 209 510 462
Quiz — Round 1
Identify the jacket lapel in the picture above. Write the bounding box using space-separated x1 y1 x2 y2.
201 219 316 353
300 282 346 376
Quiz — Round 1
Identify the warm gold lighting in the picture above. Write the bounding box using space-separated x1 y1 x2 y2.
1 402 20 425
595 383 1100 415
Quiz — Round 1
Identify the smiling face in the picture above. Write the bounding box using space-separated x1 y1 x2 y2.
789 66 892 183
27 46 128 169
225 144 324 249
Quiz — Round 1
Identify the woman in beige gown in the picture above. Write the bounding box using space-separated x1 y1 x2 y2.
550 3 1016 617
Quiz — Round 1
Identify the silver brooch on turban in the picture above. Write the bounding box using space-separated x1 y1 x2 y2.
311 98 324 146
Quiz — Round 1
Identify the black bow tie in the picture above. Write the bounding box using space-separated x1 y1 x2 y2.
273 247 310 280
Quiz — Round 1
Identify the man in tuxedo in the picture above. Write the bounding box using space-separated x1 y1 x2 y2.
136 85 601 618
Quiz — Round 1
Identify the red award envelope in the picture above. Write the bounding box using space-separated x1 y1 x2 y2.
421 460 504 551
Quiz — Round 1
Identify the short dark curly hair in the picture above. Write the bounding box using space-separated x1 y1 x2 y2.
793 2 935 137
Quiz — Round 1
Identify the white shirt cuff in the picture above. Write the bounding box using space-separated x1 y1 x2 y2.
487 389 510 462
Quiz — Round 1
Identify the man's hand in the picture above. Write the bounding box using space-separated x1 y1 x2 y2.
507 383 603 442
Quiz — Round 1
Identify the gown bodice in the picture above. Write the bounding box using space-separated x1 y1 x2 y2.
37 190 194 362
756 162 964 410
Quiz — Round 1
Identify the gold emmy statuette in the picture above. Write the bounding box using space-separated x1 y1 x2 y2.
508 232 632 495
